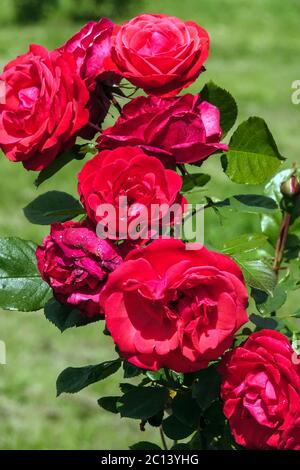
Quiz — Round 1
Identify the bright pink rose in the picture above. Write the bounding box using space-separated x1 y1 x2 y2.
219 330 300 449
105 14 209 96
0 45 89 171
58 19 118 140
100 239 248 372
98 94 227 165
78 147 186 240
36 221 122 317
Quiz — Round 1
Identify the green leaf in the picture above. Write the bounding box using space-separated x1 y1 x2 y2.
97 396 120 414
44 297 99 332
250 313 278 330
117 387 168 420
222 234 268 256
261 213 282 246
23 191 84 225
130 442 162 450
223 117 284 184
172 391 201 427
234 256 276 294
0 237 51 311
162 414 195 440
200 81 238 136
254 286 287 315
192 366 220 410
291 309 300 319
171 443 191 450
182 173 211 192
34 146 88 187
56 359 121 396
123 361 142 379
211 194 278 214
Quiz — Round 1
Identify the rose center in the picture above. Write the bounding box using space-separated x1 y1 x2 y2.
18 86 39 109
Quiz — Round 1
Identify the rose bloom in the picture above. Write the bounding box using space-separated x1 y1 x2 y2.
78 147 186 239
0 45 89 171
100 239 248 372
219 330 300 449
98 94 227 165
58 18 118 140
36 221 122 317
105 14 209 96
279 412 300 450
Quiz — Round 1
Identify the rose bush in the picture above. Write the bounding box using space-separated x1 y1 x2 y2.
36 221 122 317
100 238 248 372
0 12 299 452
105 13 209 96
0 45 89 170
98 94 228 165
78 146 186 239
219 330 300 449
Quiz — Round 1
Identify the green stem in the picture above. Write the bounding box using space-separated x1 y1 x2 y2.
159 426 168 450
273 212 291 277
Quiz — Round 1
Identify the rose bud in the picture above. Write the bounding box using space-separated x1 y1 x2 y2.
280 173 300 198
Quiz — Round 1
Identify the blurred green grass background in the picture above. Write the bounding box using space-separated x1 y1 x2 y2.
0 0 299 449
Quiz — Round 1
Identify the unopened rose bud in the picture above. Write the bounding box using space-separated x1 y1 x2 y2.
280 174 300 197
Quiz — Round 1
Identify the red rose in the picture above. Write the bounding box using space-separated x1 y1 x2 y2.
0 45 89 171
78 147 186 240
58 19 114 86
219 330 300 449
98 94 228 165
279 412 300 450
100 239 248 372
105 14 209 96
36 221 122 317
58 19 118 140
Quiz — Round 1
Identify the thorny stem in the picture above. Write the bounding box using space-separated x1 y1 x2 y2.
159 426 168 450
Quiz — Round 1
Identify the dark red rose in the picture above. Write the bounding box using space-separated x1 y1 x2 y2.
78 147 186 240
98 94 227 165
58 19 114 86
105 14 209 96
58 19 118 140
219 330 300 449
100 239 248 372
0 45 89 171
36 221 122 317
